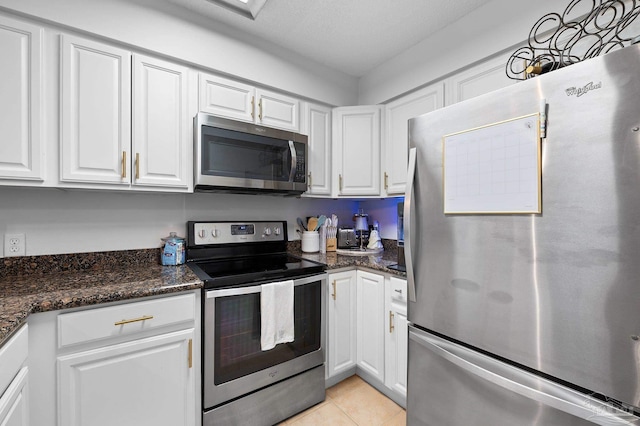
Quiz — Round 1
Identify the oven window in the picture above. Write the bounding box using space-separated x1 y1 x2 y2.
213 280 321 385
202 126 292 181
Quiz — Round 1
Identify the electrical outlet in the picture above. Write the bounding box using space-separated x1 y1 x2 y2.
4 233 26 257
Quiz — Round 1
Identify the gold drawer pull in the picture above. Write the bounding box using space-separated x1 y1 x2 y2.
389 310 395 333
114 315 154 326
121 151 127 178
331 280 337 300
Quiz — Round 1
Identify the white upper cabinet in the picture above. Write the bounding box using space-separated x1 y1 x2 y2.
383 83 444 196
199 72 300 131
332 105 382 197
255 88 299 131
199 73 254 122
59 34 192 191
302 102 332 196
445 52 516 105
60 34 131 185
132 54 189 189
0 16 43 182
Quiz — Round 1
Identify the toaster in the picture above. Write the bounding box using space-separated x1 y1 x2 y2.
337 228 358 249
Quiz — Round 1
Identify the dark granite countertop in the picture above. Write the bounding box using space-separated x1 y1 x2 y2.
0 242 405 348
288 239 407 278
0 249 203 347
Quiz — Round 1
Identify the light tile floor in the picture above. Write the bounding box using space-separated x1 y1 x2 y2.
280 375 406 426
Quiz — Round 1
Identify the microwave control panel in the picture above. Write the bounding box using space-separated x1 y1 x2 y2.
293 142 306 183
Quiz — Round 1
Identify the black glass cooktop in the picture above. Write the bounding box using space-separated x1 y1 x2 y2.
189 253 325 289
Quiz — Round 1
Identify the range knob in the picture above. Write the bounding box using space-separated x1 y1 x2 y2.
211 229 219 238
263 227 272 236
274 227 281 236
198 229 206 238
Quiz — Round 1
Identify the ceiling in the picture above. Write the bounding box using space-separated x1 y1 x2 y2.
164 0 495 77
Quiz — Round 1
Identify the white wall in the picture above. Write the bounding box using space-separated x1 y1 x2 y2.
0 187 358 257
0 0 357 106
358 0 562 104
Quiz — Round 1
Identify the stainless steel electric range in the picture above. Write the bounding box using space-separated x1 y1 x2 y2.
186 221 327 426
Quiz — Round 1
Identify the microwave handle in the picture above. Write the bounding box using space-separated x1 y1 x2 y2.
288 141 297 182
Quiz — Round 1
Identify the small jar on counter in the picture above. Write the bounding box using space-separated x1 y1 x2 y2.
161 232 186 265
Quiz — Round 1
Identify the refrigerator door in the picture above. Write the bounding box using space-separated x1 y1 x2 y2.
408 326 638 426
407 45 640 408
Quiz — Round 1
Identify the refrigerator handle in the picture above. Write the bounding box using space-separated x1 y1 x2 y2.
409 328 636 426
404 147 417 303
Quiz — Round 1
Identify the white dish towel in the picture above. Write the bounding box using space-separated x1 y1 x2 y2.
260 280 294 351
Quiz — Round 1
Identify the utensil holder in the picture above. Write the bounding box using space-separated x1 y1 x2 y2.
301 231 319 253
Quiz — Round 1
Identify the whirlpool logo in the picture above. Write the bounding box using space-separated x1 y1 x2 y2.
565 81 602 97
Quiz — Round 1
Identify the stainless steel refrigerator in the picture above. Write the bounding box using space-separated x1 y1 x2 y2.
405 45 640 425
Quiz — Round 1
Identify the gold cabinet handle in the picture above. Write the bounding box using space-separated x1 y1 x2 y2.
251 96 255 120
135 153 140 180
331 280 337 300
384 172 389 190
308 172 312 188
188 338 193 368
258 98 263 121
114 315 153 326
389 311 395 333
121 151 127 178
339 174 343 191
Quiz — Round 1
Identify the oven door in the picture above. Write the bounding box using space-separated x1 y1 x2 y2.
203 274 325 409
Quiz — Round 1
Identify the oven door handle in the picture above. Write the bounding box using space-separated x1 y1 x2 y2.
206 273 327 298
288 140 297 182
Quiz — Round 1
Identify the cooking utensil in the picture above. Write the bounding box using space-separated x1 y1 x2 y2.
297 217 307 232
307 217 318 232
315 215 326 230
331 214 338 229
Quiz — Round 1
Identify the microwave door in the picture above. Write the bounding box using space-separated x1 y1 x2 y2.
200 126 292 190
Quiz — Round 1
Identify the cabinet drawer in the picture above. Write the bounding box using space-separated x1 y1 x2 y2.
389 277 407 305
58 293 195 348
0 325 27 397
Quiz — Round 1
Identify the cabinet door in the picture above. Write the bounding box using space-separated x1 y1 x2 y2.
333 106 381 196
383 83 443 195
445 52 516 105
58 329 195 426
132 54 189 189
356 270 385 382
304 103 331 196
0 367 29 426
326 271 357 378
256 88 300 131
385 277 407 399
0 16 43 182
198 72 254 122
60 35 131 184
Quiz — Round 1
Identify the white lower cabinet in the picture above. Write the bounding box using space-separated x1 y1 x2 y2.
356 270 385 382
326 270 357 378
0 325 29 426
385 276 408 399
28 291 200 426
325 269 408 406
58 329 195 426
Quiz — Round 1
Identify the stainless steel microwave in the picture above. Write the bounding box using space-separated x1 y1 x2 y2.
194 113 308 195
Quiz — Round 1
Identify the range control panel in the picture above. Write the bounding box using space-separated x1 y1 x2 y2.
191 221 285 245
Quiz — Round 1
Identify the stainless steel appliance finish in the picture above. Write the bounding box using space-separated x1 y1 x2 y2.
187 221 326 426
194 114 308 195
337 228 358 249
406 45 640 424
203 274 325 408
